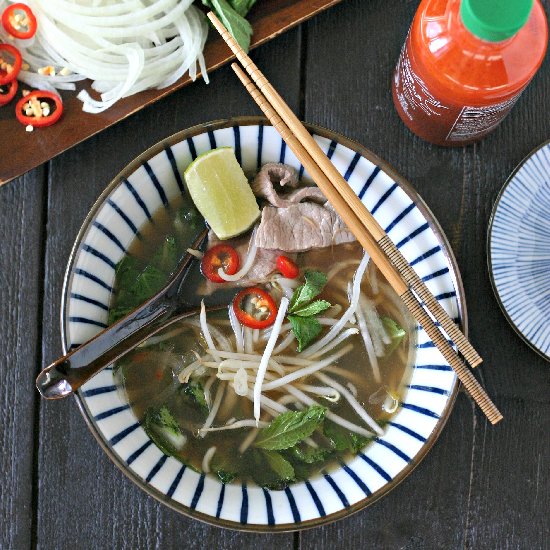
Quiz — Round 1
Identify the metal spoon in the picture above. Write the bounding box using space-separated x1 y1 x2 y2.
36 228 211 400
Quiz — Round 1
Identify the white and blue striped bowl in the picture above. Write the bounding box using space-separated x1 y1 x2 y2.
61 118 465 530
488 139 550 361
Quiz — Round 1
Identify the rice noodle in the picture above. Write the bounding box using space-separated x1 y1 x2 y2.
262 344 353 391
302 253 370 358
253 297 289 422
177 358 202 383
184 316 232 352
232 367 249 396
309 328 359 359
355 300 381 382
315 372 383 435
284 385 375 438
272 331 295 355
203 374 217 408
326 259 361 282
200 420 268 437
244 326 253 354
296 384 340 402
239 427 259 454
200 301 221 363
228 305 244 353
218 235 258 281
20 0 209 112
199 382 225 436
368 261 379 294
362 296 390 347
201 446 216 473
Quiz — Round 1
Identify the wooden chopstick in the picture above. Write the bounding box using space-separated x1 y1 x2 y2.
208 11 482 370
229 62 502 425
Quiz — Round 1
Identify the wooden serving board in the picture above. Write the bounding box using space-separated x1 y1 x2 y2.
0 0 343 187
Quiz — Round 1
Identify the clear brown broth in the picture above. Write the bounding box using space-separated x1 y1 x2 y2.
112 195 416 487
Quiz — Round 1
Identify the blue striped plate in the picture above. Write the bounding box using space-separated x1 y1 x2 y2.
61 117 464 530
488 139 550 361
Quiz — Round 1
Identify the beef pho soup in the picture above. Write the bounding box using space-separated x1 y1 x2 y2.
110 160 416 489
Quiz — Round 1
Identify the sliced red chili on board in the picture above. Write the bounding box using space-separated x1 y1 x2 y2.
201 244 240 283
232 287 278 329
15 90 63 128
0 75 17 106
0 43 22 85
276 255 299 279
2 3 37 40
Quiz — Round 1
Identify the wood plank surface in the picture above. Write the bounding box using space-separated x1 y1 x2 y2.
0 0 548 547
300 0 550 548
33 28 301 550
0 168 45 550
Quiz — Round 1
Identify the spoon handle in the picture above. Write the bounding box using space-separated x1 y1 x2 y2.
36 299 177 399
36 229 208 400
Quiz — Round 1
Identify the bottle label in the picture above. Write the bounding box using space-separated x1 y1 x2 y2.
393 32 524 144
445 96 521 141
394 39 450 121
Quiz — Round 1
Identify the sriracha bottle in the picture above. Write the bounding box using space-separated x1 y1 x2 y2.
392 0 548 146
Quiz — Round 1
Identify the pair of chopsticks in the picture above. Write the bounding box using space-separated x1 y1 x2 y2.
207 12 502 424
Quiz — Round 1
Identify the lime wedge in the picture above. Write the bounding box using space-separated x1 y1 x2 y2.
184 147 260 240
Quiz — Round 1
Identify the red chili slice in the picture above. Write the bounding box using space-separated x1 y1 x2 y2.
2 3 37 39
15 90 63 128
201 244 240 283
276 255 299 279
0 75 17 106
232 287 278 329
0 43 22 85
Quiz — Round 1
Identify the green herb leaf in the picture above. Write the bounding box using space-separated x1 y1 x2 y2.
255 405 327 450
289 270 328 313
288 315 322 352
262 450 295 481
249 449 295 490
228 0 256 17
211 453 240 483
288 443 334 464
290 299 331 317
150 235 178 274
144 406 187 456
381 316 406 356
203 0 253 52
216 470 237 484
182 382 208 412
323 421 373 453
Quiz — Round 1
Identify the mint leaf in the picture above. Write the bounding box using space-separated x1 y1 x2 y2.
288 443 333 464
229 0 256 17
289 270 328 313
262 450 295 481
288 315 322 352
381 316 406 356
150 235 178 274
211 453 240 483
255 405 327 450
144 406 187 456
182 381 208 412
204 0 253 52
291 299 331 317
323 421 372 453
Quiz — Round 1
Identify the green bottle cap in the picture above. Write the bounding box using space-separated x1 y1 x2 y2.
460 0 534 41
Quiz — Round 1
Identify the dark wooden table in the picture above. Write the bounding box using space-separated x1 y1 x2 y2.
1 1 549 548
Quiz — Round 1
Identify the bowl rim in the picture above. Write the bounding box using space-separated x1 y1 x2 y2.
487 138 550 364
60 115 465 532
